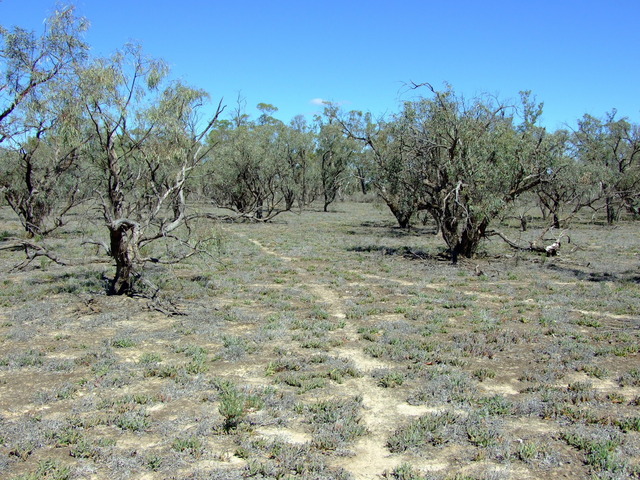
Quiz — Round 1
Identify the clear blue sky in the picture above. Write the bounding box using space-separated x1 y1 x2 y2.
2 0 639 130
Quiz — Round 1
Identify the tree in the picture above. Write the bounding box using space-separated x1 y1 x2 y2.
256 102 278 125
314 103 357 212
81 44 223 294
572 112 640 223
0 6 89 236
0 109 89 236
343 84 556 261
206 104 303 221
409 86 556 261
337 109 424 228
281 115 317 209
534 130 598 228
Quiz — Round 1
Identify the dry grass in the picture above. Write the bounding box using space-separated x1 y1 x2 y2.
0 202 639 480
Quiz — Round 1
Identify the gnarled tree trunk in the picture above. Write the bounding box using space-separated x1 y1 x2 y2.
440 214 489 264
108 219 139 295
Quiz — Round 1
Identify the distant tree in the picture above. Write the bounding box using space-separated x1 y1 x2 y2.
256 102 278 125
81 44 223 294
206 103 318 221
534 130 598 228
281 115 317 209
572 112 640 223
314 103 356 212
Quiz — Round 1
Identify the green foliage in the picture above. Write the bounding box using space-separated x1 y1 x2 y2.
618 368 640 387
218 387 247 431
314 104 359 211
472 368 496 382
382 463 432 480
517 441 544 462
0 7 90 237
616 416 640 433
306 396 367 450
113 408 150 431
376 371 405 388
145 454 163 471
465 416 500 447
213 380 263 431
79 43 223 294
341 86 572 259
138 352 163 364
111 337 136 348
573 111 640 223
476 395 513 416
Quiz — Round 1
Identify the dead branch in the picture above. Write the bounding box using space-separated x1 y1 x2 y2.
82 239 111 255
200 207 285 223
487 227 572 257
128 274 186 316
146 297 186 316
1 240 68 271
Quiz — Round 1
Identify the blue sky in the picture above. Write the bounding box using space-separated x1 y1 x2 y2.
2 0 639 130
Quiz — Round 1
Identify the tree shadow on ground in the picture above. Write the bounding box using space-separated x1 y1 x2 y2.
347 245 450 262
356 221 438 238
23 269 108 294
545 263 640 283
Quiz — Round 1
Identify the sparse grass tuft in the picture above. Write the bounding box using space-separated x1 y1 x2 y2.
212 379 264 432
387 411 459 452
618 368 640 387
472 368 496 382
306 396 367 451
172 436 203 457
561 429 628 474
382 462 433 480
11 459 71 480
517 440 546 463
374 370 406 388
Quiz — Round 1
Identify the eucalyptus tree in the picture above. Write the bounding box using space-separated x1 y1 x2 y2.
281 115 317 209
534 129 598 228
0 6 88 139
405 86 557 261
81 44 223 294
314 103 358 212
342 109 425 228
207 121 283 220
0 99 89 236
206 105 306 221
572 112 640 223
0 6 89 235
342 85 557 261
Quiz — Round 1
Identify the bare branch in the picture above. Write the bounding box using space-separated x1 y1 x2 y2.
1 240 69 271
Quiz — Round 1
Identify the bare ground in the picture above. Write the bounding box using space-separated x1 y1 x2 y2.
1 203 639 480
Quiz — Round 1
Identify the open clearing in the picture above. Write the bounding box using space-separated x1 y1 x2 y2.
1 202 639 480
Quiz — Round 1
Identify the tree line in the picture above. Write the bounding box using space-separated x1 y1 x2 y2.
1 8 639 293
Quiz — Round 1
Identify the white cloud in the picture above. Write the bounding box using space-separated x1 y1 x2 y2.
310 98 326 106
